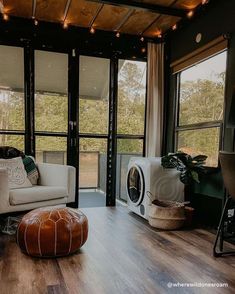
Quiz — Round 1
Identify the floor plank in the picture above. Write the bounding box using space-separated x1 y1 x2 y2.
0 206 235 294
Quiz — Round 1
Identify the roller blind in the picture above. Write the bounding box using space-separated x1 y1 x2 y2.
0 45 24 90
35 50 68 95
171 36 228 74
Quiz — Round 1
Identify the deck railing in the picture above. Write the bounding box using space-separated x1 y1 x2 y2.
37 151 141 201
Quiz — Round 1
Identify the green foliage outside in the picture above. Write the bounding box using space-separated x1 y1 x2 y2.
79 61 146 154
179 72 225 125
35 94 68 133
0 91 24 150
117 61 146 135
0 62 225 166
178 72 225 166
0 61 146 156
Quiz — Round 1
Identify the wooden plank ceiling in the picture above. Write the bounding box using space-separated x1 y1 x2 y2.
2 0 203 38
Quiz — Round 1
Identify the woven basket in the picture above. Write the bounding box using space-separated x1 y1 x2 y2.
148 199 185 230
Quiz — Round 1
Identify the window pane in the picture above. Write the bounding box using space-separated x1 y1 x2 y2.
0 135 24 151
79 138 107 190
177 128 220 167
179 51 227 125
116 139 143 201
35 51 68 133
117 139 143 154
79 56 109 134
117 60 146 135
36 136 67 164
0 46 24 131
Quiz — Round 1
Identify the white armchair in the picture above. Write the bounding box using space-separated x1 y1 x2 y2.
0 162 76 214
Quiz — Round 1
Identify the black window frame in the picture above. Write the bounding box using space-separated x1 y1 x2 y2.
173 50 228 168
0 38 147 208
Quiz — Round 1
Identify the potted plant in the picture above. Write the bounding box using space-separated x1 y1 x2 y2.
161 151 207 187
161 151 208 226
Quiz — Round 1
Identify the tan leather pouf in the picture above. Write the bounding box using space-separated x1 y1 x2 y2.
17 207 88 257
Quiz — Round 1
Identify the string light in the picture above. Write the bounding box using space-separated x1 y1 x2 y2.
187 10 194 18
3 13 9 21
63 21 68 29
90 27 95 34
0 5 203 45
155 30 162 38
141 48 146 53
116 32 120 38
0 2 4 14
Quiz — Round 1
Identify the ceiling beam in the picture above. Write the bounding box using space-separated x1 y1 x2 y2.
89 4 104 27
32 0 37 18
63 0 72 22
0 1 4 13
115 9 134 32
87 0 187 17
141 15 161 35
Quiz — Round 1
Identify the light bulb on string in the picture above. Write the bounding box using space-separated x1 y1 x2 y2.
3 13 9 21
187 10 194 18
90 27 95 34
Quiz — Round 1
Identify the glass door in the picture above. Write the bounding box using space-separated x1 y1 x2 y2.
116 59 147 202
78 56 110 208
0 45 25 151
34 50 69 165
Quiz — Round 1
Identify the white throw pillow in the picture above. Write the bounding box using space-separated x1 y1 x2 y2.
0 157 32 189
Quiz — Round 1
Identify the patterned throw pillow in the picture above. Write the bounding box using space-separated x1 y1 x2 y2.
0 157 32 189
22 156 39 185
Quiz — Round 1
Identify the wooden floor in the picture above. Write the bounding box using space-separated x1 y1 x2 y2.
1 206 235 294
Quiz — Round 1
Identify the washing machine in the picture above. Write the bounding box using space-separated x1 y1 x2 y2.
126 157 184 220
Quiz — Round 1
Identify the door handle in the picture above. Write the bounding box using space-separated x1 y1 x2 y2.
70 138 77 147
69 121 77 131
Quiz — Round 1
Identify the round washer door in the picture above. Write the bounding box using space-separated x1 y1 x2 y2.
127 164 145 206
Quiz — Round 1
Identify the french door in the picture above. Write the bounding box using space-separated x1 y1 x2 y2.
34 50 69 165
33 51 114 207
0 45 146 207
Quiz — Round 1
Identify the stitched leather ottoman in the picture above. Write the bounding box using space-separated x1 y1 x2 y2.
17 207 88 257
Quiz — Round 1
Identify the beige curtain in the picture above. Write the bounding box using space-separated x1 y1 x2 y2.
145 42 164 157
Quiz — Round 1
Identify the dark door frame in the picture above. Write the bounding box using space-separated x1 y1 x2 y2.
0 39 147 208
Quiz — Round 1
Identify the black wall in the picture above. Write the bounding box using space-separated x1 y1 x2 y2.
166 0 235 153
165 0 235 225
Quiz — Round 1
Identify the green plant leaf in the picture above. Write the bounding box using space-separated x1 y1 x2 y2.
161 155 178 168
161 151 207 185
191 171 200 183
180 170 191 185
192 155 208 163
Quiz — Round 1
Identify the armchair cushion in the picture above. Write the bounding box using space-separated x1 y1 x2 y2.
0 157 32 189
0 160 75 214
37 163 76 203
9 185 67 205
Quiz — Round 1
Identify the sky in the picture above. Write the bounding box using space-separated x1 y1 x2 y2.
181 51 227 82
